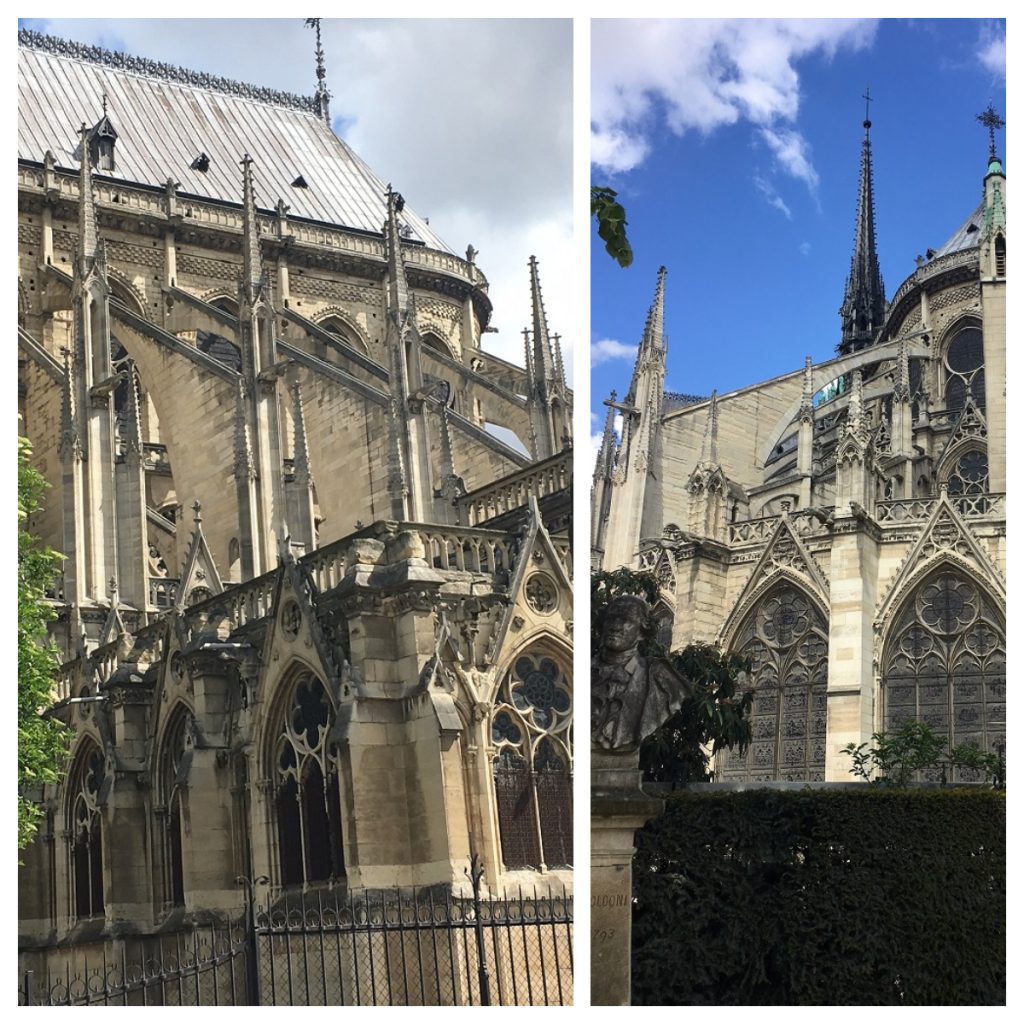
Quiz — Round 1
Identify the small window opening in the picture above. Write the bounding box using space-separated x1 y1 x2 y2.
291 175 308 188
191 153 210 172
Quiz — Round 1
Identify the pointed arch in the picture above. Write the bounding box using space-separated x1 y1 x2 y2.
490 639 572 871
879 564 1005 776
419 329 456 361
155 704 192 908
313 309 370 355
65 738 107 920
106 269 147 317
261 664 344 887
716 579 828 782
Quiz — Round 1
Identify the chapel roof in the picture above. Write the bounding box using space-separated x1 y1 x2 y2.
932 201 984 258
17 30 453 254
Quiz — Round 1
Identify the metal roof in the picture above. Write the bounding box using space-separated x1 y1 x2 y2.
932 201 984 258
18 33 453 253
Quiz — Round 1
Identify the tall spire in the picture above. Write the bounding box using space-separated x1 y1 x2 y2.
528 255 557 387
306 19 331 125
240 154 264 304
642 265 667 354
839 93 886 356
626 266 667 404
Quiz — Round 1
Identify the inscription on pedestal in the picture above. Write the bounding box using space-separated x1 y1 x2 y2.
590 866 634 1005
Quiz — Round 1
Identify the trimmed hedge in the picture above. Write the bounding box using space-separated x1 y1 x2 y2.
632 788 1005 1005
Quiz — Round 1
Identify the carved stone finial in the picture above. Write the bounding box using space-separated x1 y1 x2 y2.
192 499 202 526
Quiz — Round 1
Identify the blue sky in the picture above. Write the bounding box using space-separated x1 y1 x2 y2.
591 18 1006 459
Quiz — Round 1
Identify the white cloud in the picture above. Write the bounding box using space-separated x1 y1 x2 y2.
753 174 792 218
592 338 636 365
592 19 877 194
30 18 573 369
977 23 1006 79
799 241 812 256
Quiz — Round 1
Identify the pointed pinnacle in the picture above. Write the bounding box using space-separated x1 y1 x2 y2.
290 378 312 485
594 391 619 484
893 332 911 402
240 155 263 302
77 123 99 263
642 266 667 353
701 390 719 464
528 255 556 385
800 356 815 422
385 185 411 320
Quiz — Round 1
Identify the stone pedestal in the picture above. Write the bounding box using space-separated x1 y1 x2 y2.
590 749 664 1006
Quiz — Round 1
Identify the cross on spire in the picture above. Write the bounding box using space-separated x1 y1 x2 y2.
862 85 872 127
976 102 1005 162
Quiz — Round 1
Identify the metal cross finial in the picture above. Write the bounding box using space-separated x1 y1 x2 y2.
862 85 872 127
977 102 1005 161
240 153 253 170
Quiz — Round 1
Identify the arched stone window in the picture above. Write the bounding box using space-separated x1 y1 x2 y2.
943 448 989 497
717 583 828 782
317 315 369 355
491 652 572 871
68 742 106 920
272 673 344 887
943 325 985 413
159 711 191 908
883 569 1005 777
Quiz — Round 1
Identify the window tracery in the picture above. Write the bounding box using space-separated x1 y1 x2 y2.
491 653 572 871
883 570 1005 778
717 584 828 782
68 743 105 919
273 673 344 887
943 326 985 413
159 712 190 908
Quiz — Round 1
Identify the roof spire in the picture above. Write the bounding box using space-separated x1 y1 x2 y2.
839 96 886 356
290 378 313 487
528 255 557 387
240 154 264 304
305 19 331 125
977 101 1005 164
642 265 667 354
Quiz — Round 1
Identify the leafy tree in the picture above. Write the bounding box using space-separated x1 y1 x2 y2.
591 186 634 268
842 722 1005 788
18 436 67 848
592 568 753 785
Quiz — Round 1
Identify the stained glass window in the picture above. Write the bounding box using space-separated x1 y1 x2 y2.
492 653 572 870
883 570 1005 780
716 584 828 782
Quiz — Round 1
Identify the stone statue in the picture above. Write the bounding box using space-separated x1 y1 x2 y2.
591 594 694 752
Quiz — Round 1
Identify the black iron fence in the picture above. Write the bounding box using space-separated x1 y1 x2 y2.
19 878 572 1006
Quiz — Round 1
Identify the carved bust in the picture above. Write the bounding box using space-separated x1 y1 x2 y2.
591 594 693 753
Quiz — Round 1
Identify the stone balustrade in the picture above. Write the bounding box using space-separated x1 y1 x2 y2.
458 451 571 527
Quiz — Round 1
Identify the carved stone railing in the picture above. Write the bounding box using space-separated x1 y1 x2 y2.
953 492 1005 520
405 245 478 285
457 450 571 527
219 572 278 631
875 497 936 524
149 577 179 610
418 527 516 574
889 248 980 312
728 516 780 545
